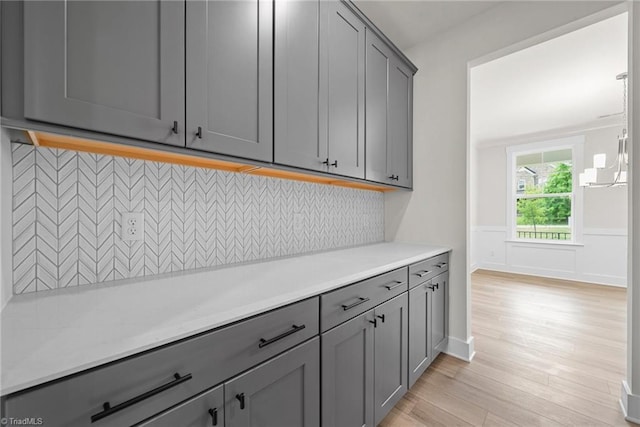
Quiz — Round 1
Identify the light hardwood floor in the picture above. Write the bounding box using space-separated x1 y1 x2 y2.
381 270 635 426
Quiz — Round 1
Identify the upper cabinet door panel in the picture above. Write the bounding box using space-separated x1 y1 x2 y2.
24 1 185 146
365 30 392 184
274 0 324 172
187 0 273 162
320 1 365 179
388 57 413 188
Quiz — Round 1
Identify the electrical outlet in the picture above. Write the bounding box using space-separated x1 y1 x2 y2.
121 212 144 241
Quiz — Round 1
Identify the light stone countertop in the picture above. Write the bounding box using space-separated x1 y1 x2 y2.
0 242 449 396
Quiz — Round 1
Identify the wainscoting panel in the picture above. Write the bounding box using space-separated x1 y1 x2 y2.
11 144 385 294
471 226 627 286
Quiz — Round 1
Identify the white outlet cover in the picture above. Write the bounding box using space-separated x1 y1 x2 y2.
121 212 144 241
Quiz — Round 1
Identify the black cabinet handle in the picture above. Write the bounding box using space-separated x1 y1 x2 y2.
377 314 385 323
322 158 330 165
435 283 440 290
259 324 306 348
90 372 192 423
388 174 398 181
384 280 404 291
369 318 377 328
415 270 432 278
436 262 448 268
171 121 179 134
208 408 218 426
428 284 436 291
330 160 338 167
342 297 370 311
196 126 203 139
236 393 246 410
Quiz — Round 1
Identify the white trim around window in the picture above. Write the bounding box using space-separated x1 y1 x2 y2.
505 136 584 244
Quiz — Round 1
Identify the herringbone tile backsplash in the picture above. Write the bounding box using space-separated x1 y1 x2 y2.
12 143 384 294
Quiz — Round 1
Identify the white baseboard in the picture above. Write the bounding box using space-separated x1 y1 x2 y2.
621 380 640 424
445 336 475 362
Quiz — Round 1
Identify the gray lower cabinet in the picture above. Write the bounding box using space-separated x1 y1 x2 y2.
225 338 320 427
136 386 224 427
186 0 273 162
319 0 366 179
373 294 408 425
431 271 449 358
321 311 375 427
365 29 413 188
408 281 432 387
22 0 185 146
274 0 324 172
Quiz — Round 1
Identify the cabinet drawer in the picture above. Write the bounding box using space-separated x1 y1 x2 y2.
136 385 223 427
4 297 319 427
321 268 407 332
409 253 449 289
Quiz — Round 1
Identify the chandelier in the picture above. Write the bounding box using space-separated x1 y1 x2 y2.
579 72 628 187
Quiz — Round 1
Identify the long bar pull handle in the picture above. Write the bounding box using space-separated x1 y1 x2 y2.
342 297 370 311
196 126 203 139
384 280 404 291
415 270 432 278
377 314 386 323
90 373 192 423
171 121 179 134
258 324 306 348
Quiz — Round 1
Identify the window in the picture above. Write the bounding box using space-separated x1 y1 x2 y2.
506 137 583 243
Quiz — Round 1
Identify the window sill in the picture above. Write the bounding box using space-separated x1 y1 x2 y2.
505 239 585 247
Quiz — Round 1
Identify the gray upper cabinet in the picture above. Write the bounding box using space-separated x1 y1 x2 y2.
186 0 273 162
373 294 408 425
23 1 185 146
274 0 324 172
365 30 413 188
319 1 366 179
388 57 413 188
321 311 375 427
225 338 320 427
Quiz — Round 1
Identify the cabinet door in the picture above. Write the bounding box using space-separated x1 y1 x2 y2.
187 0 273 162
388 57 413 188
365 31 393 184
24 1 184 146
431 272 449 358
274 0 325 172
408 282 432 388
373 294 408 425
320 1 365 179
137 385 224 427
321 311 374 427
225 338 319 427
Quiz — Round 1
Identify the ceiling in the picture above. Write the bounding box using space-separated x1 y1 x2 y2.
353 1 501 50
471 13 628 145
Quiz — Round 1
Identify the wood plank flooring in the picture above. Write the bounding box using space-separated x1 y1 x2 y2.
381 270 635 426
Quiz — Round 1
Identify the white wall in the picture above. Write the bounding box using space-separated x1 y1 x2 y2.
473 125 628 286
385 0 621 359
1 128 12 310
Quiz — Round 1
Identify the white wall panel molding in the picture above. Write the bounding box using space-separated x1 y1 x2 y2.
473 225 627 286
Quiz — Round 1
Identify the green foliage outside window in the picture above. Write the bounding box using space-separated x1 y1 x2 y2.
517 163 572 230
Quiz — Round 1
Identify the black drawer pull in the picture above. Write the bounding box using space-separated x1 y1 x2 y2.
384 280 404 291
208 408 218 426
377 314 386 323
436 262 448 268
236 393 246 410
90 372 192 423
428 284 436 291
415 270 432 278
342 297 370 311
259 324 306 348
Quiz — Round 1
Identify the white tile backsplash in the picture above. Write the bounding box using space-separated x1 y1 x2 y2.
11 143 385 294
